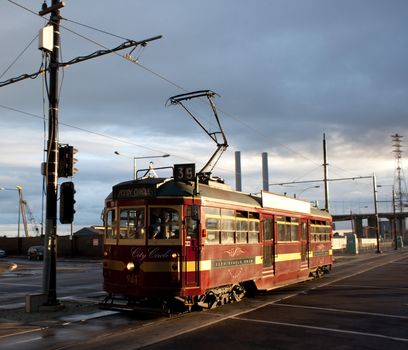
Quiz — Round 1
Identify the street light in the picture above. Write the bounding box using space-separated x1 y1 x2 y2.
114 151 170 179
372 175 381 254
297 185 320 198
378 184 398 250
0 186 22 238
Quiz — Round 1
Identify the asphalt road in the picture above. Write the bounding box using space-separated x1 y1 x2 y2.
0 249 407 350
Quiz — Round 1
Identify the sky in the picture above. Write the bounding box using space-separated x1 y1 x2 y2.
0 0 407 235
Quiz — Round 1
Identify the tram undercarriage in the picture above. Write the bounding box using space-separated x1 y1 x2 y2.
100 283 247 315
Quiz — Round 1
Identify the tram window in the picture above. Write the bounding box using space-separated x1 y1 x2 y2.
186 207 198 240
206 217 220 230
263 218 273 241
301 222 307 240
119 208 145 240
236 231 247 243
206 231 220 244
205 217 220 245
277 222 286 241
148 207 180 240
248 213 260 243
290 224 299 241
248 221 260 243
237 218 248 232
105 209 116 239
221 218 235 244
248 231 259 243
205 207 221 244
236 212 248 244
221 231 235 244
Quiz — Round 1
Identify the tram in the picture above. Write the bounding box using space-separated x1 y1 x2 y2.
101 90 332 312
101 174 333 311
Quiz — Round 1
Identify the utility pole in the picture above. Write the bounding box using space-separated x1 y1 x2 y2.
1 1 161 309
323 133 329 211
40 0 64 307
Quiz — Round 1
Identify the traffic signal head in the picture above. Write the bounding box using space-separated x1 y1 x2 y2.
60 181 76 224
58 144 78 178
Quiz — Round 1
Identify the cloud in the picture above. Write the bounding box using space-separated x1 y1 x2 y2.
0 0 407 230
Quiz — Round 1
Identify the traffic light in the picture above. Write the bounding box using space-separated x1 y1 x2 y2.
60 181 76 224
58 144 78 178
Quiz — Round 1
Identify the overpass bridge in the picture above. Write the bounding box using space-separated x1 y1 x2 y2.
332 211 408 239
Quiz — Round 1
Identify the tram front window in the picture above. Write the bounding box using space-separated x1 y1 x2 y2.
148 207 180 240
119 207 145 240
105 209 116 239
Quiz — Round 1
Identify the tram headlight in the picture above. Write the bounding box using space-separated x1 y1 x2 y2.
171 252 178 259
126 262 135 271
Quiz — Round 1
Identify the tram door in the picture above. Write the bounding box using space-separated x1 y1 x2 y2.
184 206 200 286
262 216 274 273
300 219 309 268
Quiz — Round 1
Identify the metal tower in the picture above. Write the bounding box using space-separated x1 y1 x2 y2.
391 134 407 213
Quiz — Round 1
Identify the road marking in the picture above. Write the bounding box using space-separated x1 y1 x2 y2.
0 328 44 340
232 316 408 342
60 310 119 323
273 303 408 320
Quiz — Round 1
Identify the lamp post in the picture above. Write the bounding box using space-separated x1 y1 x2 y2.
372 174 381 254
114 151 170 179
0 186 21 238
297 185 320 198
377 184 398 250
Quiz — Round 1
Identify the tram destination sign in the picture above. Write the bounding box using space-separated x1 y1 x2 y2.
174 163 196 182
113 185 156 200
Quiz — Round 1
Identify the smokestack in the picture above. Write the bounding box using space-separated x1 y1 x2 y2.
262 152 269 192
235 151 242 191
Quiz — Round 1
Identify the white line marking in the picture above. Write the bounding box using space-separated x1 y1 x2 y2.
273 303 408 320
233 316 408 343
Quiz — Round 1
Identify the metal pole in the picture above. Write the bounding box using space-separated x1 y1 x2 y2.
42 0 62 306
133 158 137 180
392 187 398 250
372 174 381 254
17 187 22 239
262 152 269 192
235 151 242 192
323 133 329 211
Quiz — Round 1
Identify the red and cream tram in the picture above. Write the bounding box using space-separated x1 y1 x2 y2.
102 175 333 311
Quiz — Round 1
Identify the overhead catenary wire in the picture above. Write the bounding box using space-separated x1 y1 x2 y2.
3 0 379 183
0 34 39 80
0 103 177 156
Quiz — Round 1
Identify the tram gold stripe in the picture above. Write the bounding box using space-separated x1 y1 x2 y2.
103 259 126 271
140 261 178 272
275 253 301 262
105 255 266 273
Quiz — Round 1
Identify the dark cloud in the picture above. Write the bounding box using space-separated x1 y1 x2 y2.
0 0 407 229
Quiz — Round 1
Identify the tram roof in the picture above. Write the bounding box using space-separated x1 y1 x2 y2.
108 177 330 218
109 177 261 208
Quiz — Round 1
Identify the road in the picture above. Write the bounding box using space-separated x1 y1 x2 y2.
0 249 407 349
0 257 104 308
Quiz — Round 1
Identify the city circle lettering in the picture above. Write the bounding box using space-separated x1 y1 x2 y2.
131 247 172 262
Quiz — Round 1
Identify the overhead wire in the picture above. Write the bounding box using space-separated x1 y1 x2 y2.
5 1 369 182
0 34 39 80
0 103 176 156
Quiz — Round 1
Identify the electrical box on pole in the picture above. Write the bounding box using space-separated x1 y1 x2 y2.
60 181 76 224
39 25 54 52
